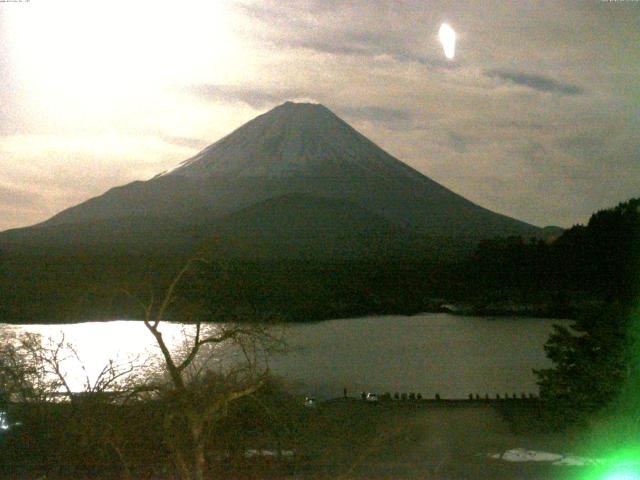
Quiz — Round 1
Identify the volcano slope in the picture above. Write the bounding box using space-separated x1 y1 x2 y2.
0 102 541 322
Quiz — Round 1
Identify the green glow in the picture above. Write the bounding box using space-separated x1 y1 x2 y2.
603 471 640 480
576 303 640 480
580 464 640 480
576 446 640 480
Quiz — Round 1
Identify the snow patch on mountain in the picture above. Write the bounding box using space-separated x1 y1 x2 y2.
165 101 418 182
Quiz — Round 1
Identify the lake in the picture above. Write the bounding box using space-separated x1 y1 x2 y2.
0 313 570 399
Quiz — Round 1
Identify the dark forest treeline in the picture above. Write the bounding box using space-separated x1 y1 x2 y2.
0 254 461 323
0 198 637 323
155 196 640 321
461 197 640 312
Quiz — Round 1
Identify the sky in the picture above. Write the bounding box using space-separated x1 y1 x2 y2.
0 0 638 231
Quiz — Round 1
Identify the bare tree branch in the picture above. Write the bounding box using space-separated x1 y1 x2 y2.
154 256 208 328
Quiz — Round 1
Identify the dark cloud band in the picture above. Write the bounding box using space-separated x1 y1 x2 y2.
485 69 583 95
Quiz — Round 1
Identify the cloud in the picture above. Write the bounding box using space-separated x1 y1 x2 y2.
336 105 414 130
0 184 46 231
186 84 315 109
0 184 42 207
187 83 416 130
447 131 475 154
284 36 456 70
485 69 583 95
157 134 208 150
237 1 458 70
186 79 418 131
0 133 194 230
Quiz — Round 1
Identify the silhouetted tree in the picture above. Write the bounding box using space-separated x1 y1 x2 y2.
125 256 286 480
535 304 638 428
0 331 140 405
536 199 640 424
0 331 143 477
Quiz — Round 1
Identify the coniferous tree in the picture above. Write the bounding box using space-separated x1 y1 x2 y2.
536 306 628 424
535 199 640 427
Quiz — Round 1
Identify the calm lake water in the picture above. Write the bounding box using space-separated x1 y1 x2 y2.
1 313 570 399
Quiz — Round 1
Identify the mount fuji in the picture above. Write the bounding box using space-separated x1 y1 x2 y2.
2 101 539 253
0 101 549 322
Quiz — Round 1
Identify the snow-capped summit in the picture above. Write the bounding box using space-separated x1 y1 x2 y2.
166 101 414 180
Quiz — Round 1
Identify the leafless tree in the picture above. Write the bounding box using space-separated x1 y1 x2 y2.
125 256 287 480
0 330 146 478
0 331 140 405
0 255 286 479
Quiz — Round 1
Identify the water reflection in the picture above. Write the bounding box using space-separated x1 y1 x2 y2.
1 321 202 392
1 314 569 399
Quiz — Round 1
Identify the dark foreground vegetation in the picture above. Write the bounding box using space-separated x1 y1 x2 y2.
0 381 304 480
0 393 582 480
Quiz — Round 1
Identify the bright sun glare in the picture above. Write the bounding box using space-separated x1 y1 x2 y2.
439 23 456 60
3 1 244 133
